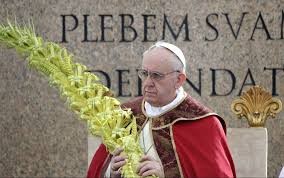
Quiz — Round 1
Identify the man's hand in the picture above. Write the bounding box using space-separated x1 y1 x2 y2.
110 148 127 178
137 155 164 178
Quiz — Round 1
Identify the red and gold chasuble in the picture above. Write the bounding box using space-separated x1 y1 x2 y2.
87 94 236 178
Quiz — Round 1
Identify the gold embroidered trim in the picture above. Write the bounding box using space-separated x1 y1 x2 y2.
101 154 111 178
136 116 149 136
149 119 165 176
152 113 218 130
170 125 184 178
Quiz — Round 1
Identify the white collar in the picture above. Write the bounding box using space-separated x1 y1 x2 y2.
144 87 186 117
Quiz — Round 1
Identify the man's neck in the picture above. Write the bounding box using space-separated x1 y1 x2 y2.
151 94 177 107
144 87 186 117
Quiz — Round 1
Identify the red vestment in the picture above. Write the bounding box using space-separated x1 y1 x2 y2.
87 95 236 178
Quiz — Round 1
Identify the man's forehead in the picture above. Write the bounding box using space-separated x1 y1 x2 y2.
143 47 174 62
142 48 174 71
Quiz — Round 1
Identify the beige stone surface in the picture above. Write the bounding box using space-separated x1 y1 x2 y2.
0 0 284 177
227 128 267 177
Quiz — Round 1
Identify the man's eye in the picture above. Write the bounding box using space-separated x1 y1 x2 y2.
152 72 163 79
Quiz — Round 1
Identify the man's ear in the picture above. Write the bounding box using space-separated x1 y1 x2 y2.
176 73 186 88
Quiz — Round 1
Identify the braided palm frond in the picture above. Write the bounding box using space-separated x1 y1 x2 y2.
0 21 147 178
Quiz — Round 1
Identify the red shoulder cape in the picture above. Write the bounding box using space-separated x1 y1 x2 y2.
87 144 109 178
87 115 236 178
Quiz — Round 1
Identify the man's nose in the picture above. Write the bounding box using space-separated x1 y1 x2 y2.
143 75 154 86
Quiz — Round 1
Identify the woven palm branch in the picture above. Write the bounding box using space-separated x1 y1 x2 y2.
0 21 146 177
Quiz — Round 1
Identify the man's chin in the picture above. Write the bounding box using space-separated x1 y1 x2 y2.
144 96 156 104
144 92 157 97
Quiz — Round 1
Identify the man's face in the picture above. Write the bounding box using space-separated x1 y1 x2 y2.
141 48 179 107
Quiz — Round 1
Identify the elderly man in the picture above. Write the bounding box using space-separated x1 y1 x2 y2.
87 41 236 178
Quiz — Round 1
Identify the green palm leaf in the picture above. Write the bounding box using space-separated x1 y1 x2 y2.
0 21 147 178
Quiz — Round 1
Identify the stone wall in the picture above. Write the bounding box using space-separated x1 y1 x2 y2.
0 0 283 177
